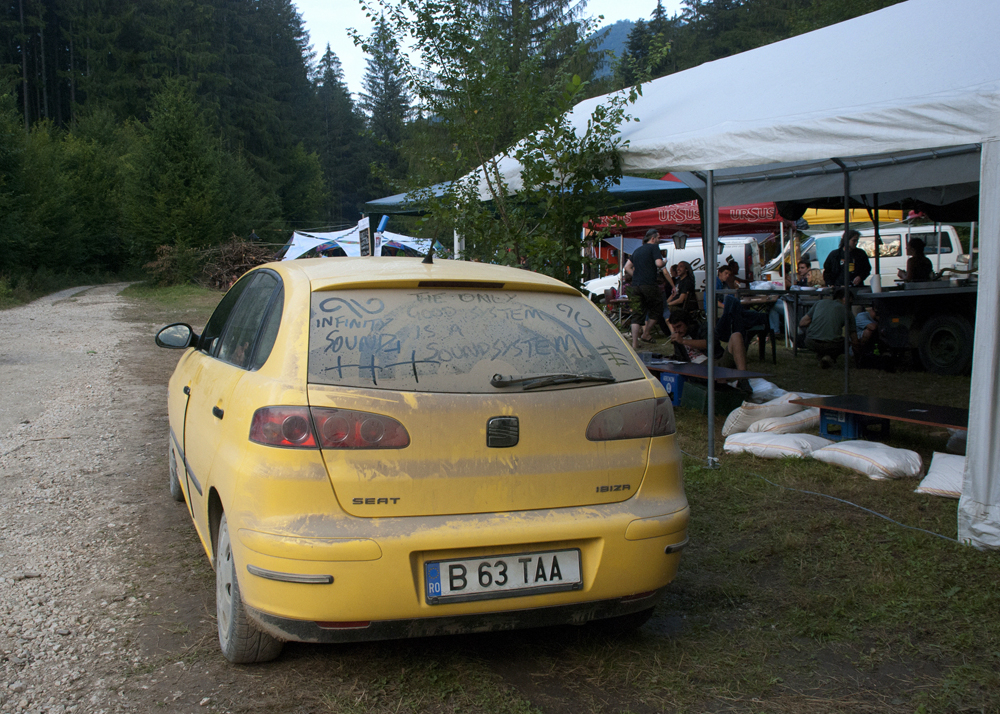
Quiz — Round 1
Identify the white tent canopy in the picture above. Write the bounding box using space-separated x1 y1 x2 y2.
284 223 432 260
479 0 1000 546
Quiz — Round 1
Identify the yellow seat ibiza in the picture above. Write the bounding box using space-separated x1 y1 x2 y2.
156 257 689 663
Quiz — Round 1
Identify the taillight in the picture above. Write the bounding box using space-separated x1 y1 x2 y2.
249 407 410 449
250 407 318 448
311 407 410 449
586 398 676 441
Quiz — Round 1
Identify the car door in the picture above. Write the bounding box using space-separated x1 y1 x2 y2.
182 271 283 552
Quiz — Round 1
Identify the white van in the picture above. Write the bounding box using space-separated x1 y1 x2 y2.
766 224 960 285
660 235 765 288
585 234 766 299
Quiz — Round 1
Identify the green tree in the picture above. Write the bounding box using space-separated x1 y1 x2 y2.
615 2 677 87
358 0 637 287
314 44 368 224
0 92 28 275
120 79 224 265
358 15 410 183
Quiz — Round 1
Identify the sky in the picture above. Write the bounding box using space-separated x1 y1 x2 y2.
294 0 684 98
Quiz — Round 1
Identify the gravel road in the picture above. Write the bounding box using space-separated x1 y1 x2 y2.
0 285 177 714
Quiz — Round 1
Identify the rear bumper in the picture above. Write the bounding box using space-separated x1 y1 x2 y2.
231 505 689 643
246 587 667 644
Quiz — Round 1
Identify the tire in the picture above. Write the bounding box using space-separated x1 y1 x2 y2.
216 514 283 663
168 443 184 502
917 314 973 375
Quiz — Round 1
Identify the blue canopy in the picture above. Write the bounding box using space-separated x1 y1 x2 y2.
364 175 699 216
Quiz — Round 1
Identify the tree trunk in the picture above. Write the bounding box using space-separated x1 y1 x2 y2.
19 0 29 132
39 9 49 120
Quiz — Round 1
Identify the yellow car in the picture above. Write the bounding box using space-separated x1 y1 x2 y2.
156 257 688 663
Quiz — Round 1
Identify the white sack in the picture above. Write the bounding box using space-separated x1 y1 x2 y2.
722 392 804 437
916 453 965 499
724 432 833 459
946 429 967 455
747 379 786 403
812 441 923 481
747 408 821 434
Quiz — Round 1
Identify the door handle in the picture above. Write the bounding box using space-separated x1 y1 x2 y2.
212 406 224 420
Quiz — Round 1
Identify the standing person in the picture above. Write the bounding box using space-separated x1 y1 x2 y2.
799 288 858 368
624 229 671 350
823 229 872 287
898 237 934 282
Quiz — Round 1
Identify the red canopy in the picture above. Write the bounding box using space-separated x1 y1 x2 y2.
596 199 785 238
594 175 786 238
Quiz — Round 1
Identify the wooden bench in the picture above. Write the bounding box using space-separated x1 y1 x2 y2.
646 361 770 409
789 394 968 442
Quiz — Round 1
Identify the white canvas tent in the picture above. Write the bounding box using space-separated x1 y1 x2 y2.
284 222 432 260
477 0 1000 547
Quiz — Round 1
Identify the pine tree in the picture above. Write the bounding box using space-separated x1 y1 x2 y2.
315 44 367 224
358 16 410 180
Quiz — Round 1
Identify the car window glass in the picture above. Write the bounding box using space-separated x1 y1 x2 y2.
920 231 952 255
217 273 279 368
860 235 900 258
250 286 284 371
308 288 645 392
201 273 256 354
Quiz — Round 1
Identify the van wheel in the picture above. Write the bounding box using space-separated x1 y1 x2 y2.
168 444 184 502
216 514 283 663
918 314 973 375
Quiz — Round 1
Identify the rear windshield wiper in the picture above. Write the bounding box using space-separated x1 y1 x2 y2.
491 373 616 390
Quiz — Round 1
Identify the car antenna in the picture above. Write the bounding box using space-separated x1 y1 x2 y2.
422 245 434 264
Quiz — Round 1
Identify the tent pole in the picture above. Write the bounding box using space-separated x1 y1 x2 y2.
705 171 719 469
835 161 851 394
936 222 942 273
970 221 976 270
873 193 881 277
620 233 624 295
780 222 789 347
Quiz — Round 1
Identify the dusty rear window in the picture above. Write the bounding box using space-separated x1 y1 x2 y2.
308 288 643 392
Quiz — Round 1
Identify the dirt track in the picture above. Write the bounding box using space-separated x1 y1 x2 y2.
0 286 650 714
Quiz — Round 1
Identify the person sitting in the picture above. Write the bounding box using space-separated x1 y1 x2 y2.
667 311 723 363
823 229 872 287
799 288 858 368
667 260 699 314
713 264 768 372
898 237 934 282
787 259 812 287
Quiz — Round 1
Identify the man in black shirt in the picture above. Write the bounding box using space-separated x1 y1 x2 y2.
624 229 671 350
823 229 872 287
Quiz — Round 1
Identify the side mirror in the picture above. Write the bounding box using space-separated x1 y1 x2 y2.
156 323 198 349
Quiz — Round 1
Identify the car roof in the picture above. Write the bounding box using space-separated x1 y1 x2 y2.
266 257 582 295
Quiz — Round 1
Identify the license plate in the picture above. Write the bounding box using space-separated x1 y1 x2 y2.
424 549 582 605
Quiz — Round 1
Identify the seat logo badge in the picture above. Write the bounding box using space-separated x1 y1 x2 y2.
487 416 519 448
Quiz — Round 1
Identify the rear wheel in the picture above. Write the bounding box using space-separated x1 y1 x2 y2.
168 443 184 502
918 314 973 375
216 514 283 663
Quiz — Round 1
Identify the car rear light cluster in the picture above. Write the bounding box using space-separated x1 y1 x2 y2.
249 407 410 449
586 397 675 441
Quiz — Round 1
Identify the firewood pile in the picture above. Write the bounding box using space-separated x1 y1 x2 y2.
202 236 276 290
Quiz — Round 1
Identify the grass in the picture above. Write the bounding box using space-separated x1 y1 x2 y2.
120 282 221 312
